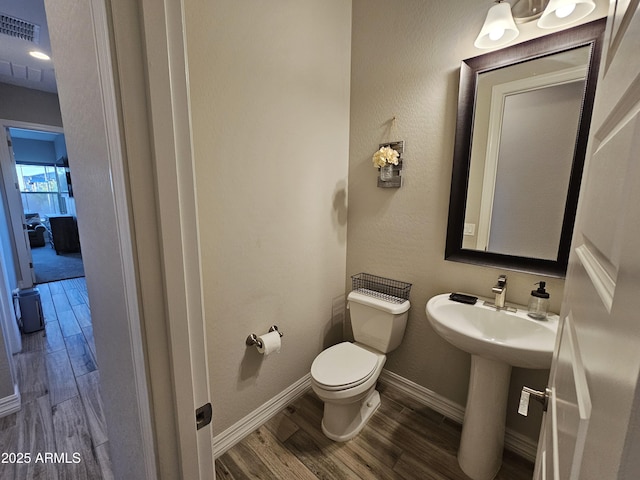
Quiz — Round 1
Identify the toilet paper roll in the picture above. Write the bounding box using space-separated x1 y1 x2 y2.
257 331 281 355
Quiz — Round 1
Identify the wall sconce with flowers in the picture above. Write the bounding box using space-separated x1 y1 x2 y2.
372 140 404 188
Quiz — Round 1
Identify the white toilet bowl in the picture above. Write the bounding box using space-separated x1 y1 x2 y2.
310 341 386 441
310 287 410 441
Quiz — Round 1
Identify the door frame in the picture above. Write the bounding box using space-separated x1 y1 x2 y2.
92 0 215 476
0 120 56 289
0 120 66 355
136 0 215 476
41 0 213 477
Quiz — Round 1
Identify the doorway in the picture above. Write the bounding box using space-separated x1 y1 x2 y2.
0 5 102 477
1 0 164 477
0 0 217 474
0 121 109 477
7 127 85 285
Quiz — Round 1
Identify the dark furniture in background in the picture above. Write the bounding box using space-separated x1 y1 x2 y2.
28 225 46 247
25 213 46 248
46 215 80 254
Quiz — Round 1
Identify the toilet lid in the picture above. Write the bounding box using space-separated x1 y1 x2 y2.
311 342 378 389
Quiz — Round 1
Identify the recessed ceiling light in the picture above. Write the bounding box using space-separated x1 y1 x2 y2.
29 51 50 61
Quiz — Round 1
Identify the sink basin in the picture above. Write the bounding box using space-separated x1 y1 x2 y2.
426 293 558 368
426 293 559 480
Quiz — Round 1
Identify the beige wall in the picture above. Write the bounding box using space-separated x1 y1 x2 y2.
0 328 13 399
184 0 352 433
181 0 607 443
0 298 14 399
0 83 63 127
348 0 604 441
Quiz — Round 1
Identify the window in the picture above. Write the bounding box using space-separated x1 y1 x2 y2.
16 164 69 216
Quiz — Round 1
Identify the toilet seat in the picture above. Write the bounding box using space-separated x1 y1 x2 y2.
311 342 379 391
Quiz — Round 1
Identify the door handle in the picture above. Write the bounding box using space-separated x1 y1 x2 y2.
518 386 551 416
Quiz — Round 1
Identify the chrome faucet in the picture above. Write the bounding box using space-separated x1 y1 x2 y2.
492 275 507 309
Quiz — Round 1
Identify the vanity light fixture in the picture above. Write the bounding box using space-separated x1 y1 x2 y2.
474 1 520 49
29 50 50 61
475 0 596 49
537 0 596 29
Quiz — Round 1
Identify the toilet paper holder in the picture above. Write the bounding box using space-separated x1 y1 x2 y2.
246 325 283 349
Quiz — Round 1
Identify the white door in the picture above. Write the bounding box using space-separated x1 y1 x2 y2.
0 126 37 288
44 0 214 478
534 2 640 479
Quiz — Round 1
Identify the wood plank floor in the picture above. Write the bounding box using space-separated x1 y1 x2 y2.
0 278 114 480
216 383 534 480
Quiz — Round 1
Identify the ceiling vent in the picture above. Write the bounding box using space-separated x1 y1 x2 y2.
0 13 40 44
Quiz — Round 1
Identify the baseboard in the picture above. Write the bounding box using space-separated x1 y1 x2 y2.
212 369 537 462
379 370 537 462
0 383 21 418
379 369 466 423
504 429 539 463
213 374 311 457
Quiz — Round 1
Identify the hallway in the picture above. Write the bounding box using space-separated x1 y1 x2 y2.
0 278 113 479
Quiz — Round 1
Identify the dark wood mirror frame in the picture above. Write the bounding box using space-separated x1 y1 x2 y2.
445 19 606 277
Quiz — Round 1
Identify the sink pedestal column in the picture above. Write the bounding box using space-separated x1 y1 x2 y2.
458 355 512 480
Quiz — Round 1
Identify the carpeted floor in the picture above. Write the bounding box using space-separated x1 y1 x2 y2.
30 244 85 284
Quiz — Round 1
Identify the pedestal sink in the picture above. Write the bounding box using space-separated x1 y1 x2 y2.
426 293 559 480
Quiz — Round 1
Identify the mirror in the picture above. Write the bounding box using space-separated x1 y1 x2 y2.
445 19 605 277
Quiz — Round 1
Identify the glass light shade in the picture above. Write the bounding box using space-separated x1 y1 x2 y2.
537 0 596 29
475 2 520 49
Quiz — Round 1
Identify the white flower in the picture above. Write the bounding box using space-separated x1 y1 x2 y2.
372 146 399 168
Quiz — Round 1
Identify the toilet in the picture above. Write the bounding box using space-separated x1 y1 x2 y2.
310 290 410 441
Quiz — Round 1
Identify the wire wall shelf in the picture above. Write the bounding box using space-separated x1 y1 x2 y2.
351 273 412 303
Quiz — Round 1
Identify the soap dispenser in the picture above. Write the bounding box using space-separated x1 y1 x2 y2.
528 281 550 320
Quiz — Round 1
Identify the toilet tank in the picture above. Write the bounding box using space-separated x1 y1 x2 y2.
347 290 410 353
